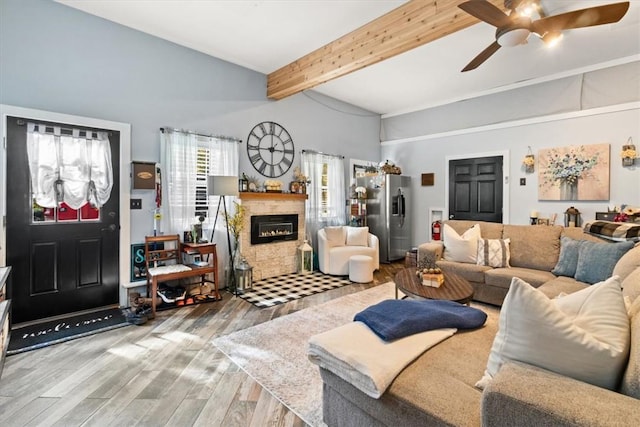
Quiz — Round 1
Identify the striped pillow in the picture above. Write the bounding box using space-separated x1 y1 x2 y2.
477 238 511 268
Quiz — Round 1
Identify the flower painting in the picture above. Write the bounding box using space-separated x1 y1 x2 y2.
538 143 610 201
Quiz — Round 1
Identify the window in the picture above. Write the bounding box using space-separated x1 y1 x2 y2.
160 130 238 236
27 122 113 224
195 147 210 218
302 151 345 251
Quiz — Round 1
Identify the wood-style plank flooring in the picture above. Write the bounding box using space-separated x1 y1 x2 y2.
0 262 405 427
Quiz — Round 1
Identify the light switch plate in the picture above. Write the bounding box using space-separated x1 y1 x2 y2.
520 178 526 186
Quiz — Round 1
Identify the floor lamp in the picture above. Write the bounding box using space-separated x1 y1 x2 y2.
208 175 239 293
207 176 239 266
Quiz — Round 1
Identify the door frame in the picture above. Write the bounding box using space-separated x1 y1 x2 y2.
0 104 132 308
445 150 510 224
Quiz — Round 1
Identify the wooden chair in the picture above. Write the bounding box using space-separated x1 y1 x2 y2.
144 234 220 318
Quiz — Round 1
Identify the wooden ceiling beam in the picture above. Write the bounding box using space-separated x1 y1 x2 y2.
267 0 505 101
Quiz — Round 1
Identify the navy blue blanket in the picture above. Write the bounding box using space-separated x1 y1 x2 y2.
354 299 487 341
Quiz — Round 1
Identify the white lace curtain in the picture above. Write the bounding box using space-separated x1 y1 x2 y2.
26 122 113 209
302 151 346 255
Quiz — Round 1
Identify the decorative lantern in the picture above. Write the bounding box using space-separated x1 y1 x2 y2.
238 173 248 192
564 206 581 228
234 257 253 294
297 239 313 274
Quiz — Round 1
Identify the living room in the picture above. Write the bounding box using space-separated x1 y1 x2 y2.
1 0 639 425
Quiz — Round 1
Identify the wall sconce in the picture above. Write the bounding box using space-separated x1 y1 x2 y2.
522 146 535 173
621 137 636 167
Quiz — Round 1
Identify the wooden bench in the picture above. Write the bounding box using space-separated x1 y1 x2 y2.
144 234 220 317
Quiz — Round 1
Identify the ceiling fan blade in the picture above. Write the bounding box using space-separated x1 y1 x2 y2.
458 0 512 28
531 2 629 35
462 41 501 72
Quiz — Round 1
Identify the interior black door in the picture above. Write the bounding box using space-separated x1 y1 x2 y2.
5 116 120 324
449 156 503 223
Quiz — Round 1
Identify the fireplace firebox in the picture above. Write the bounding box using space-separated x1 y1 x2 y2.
251 214 298 245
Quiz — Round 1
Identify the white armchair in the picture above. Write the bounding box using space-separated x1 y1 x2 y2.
318 226 379 275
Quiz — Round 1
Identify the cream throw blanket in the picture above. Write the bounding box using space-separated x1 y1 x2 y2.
308 321 456 398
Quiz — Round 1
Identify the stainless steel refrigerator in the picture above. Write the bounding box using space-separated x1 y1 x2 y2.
356 174 411 263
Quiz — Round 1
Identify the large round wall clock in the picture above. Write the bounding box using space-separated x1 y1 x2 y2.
246 121 294 178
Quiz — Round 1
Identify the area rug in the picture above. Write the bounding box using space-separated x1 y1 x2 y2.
7 307 129 355
213 282 397 427
238 270 352 308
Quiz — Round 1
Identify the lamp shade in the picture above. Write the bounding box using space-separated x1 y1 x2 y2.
208 175 239 196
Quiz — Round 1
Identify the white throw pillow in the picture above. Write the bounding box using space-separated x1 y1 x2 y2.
477 238 511 268
324 226 346 247
476 276 630 391
346 226 369 247
443 223 480 264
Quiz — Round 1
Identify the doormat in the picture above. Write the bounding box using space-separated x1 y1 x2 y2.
7 307 129 355
238 271 352 308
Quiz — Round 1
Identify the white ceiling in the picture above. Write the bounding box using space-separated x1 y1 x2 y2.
56 0 640 117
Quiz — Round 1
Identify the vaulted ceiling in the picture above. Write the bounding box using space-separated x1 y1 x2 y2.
57 1 640 116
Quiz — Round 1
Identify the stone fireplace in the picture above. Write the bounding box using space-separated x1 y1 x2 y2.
238 192 307 281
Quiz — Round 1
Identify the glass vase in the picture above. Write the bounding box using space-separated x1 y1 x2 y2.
622 157 635 167
227 240 242 293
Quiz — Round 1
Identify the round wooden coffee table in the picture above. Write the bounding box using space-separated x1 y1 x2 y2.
394 268 474 305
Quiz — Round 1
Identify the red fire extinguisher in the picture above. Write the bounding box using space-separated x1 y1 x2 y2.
432 220 441 241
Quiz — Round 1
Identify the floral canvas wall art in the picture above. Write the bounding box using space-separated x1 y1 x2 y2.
538 143 610 201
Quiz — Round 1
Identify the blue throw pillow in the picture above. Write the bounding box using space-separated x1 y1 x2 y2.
552 237 585 277
574 240 634 284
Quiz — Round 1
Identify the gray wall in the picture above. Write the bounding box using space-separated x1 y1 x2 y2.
0 0 382 245
382 104 640 245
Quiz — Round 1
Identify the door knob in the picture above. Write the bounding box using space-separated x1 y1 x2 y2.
449 214 455 219
102 224 117 232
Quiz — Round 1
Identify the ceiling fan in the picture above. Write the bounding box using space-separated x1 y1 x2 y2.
457 0 630 72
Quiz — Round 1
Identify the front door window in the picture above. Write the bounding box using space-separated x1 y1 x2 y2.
26 122 113 224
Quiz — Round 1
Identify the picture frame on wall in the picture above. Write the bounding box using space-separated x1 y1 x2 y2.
538 143 610 201
132 161 157 190
349 158 377 185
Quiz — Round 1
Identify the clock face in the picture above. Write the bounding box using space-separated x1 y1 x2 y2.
247 121 294 178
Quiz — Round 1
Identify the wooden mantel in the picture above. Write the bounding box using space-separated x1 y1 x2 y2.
239 192 308 201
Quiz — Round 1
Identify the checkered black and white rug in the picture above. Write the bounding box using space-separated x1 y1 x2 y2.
238 271 352 308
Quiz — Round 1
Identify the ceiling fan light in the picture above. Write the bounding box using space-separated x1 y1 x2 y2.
542 31 563 47
511 0 538 18
497 28 530 47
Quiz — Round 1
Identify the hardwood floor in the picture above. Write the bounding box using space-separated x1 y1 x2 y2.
0 262 405 427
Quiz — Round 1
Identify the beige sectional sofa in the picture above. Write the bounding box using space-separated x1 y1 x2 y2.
418 220 635 306
318 221 640 426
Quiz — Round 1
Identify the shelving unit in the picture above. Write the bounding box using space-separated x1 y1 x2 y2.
349 198 367 227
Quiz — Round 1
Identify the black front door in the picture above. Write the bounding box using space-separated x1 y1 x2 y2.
449 156 503 223
6 116 120 324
